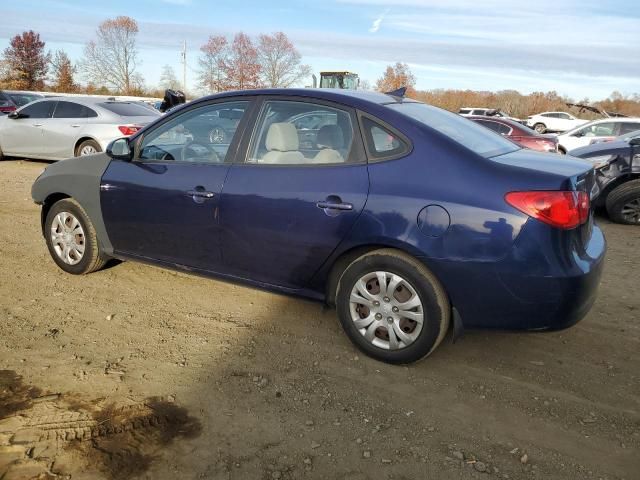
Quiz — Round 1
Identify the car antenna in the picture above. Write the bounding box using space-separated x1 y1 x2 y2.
384 87 406 99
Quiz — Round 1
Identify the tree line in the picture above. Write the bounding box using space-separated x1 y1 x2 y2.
1 17 638 118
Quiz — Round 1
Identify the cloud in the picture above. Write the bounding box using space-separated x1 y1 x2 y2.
368 9 389 33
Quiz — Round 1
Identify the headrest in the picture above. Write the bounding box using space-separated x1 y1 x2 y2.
266 123 299 152
316 125 345 149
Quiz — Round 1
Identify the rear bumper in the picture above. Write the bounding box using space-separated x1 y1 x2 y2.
426 220 606 330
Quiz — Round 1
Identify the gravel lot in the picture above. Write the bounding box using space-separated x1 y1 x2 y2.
0 159 638 480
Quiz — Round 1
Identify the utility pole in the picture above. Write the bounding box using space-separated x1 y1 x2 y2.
181 40 187 94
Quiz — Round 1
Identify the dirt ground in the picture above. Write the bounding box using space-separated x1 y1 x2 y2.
0 159 638 480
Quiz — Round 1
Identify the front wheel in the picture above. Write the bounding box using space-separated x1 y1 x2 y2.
45 199 107 274
606 179 640 225
336 249 450 364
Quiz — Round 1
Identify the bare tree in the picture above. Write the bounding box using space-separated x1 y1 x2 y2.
257 32 310 88
81 16 141 94
197 35 228 93
159 64 180 90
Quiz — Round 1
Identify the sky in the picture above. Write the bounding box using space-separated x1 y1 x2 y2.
0 0 638 100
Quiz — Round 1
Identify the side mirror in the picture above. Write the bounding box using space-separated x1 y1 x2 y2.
630 137 640 146
7 111 21 119
106 138 132 161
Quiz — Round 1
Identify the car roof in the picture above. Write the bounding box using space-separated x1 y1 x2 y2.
195 88 421 108
582 117 640 125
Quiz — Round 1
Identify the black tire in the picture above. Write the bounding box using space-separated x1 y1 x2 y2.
44 198 107 274
605 179 640 225
75 139 101 157
335 249 450 364
533 123 546 134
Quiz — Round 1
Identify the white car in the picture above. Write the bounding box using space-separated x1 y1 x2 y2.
557 118 640 153
459 107 523 123
0 97 160 161
526 112 587 134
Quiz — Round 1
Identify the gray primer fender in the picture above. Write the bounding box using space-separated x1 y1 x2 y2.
31 153 114 255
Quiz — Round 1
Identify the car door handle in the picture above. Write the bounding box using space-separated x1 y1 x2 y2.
32 123 42 127
187 190 215 198
70 124 81 128
316 199 353 211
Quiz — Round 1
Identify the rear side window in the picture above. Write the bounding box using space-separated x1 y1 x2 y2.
53 101 97 119
361 117 409 160
99 102 159 117
389 102 519 158
472 109 487 115
20 101 55 119
619 122 640 135
476 120 510 135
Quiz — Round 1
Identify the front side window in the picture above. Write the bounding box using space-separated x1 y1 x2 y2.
389 102 518 158
138 101 249 163
578 122 615 137
558 113 571 120
247 100 355 165
19 101 55 119
619 122 640 135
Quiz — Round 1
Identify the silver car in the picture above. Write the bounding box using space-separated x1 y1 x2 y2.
0 97 161 161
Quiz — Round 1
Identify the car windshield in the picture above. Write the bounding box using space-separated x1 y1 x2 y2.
389 102 520 157
99 102 160 117
7 92 42 107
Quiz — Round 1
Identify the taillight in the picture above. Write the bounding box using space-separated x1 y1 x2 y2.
0 105 16 113
505 191 590 229
118 125 141 136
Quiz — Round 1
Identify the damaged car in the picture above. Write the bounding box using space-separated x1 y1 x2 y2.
571 129 640 225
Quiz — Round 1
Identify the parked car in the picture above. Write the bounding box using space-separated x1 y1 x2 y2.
557 118 640 154
0 97 161 161
571 129 640 225
31 88 605 364
526 112 587 133
459 107 523 123
468 116 558 153
0 90 45 114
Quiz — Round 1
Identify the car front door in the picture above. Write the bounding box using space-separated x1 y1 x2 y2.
100 98 254 270
0 100 56 157
218 98 369 289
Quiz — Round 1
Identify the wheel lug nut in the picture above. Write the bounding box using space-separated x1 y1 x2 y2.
373 301 380 307
375 313 382 320
383 297 390 302
387 317 394 323
392 306 399 313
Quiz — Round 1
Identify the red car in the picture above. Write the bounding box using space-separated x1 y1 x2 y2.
469 116 558 153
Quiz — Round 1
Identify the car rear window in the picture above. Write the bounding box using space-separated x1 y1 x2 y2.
99 102 159 117
388 102 520 158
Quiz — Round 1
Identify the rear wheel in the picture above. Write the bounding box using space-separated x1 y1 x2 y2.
335 249 450 364
533 123 546 134
45 199 107 274
76 139 101 157
606 179 640 225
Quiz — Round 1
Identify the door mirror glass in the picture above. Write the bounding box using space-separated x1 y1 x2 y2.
106 138 132 160
629 137 640 146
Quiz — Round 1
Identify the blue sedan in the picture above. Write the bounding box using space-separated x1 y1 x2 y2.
31 89 605 364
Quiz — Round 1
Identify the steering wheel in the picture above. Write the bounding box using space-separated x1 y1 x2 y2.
180 141 222 163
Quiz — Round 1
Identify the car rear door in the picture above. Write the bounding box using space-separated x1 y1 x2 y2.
217 97 369 289
100 98 255 271
46 101 90 159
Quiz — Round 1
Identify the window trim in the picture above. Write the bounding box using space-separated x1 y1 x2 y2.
132 97 256 166
238 96 366 168
357 110 413 163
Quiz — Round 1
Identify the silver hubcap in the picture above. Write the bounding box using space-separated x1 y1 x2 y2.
621 198 640 223
349 271 424 350
209 128 225 144
80 145 97 156
535 125 545 133
50 212 85 265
